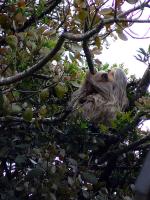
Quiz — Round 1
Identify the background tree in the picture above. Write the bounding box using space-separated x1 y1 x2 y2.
0 0 150 199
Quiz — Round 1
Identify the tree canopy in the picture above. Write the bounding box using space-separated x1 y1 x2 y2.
0 0 150 199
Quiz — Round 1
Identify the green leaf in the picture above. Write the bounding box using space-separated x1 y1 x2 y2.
80 121 88 129
43 40 57 49
117 31 128 41
148 45 150 53
26 167 45 181
139 48 147 56
55 82 68 98
82 190 89 199
11 103 22 114
50 193 56 200
39 105 47 117
82 172 98 184
39 88 49 101
0 14 11 29
100 8 113 15
23 107 33 122
3 95 11 115
68 176 74 186
6 35 18 48
95 36 101 49
15 155 26 165
78 9 88 21
97 138 105 147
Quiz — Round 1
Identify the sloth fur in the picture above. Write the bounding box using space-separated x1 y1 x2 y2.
69 68 128 126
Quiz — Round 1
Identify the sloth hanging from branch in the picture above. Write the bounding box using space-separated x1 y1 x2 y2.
69 68 129 126
69 36 128 126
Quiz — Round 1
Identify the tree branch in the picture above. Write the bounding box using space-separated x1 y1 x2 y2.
98 111 147 164
0 1 148 46
63 21 104 41
18 0 62 32
99 134 150 165
100 133 150 185
116 19 150 24
82 41 95 74
82 18 95 74
63 1 149 41
0 35 65 86
0 108 71 125
32 73 51 80
135 65 150 100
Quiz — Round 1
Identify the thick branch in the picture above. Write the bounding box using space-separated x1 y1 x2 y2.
83 41 95 74
82 20 95 74
135 65 150 100
116 19 150 24
0 35 65 86
63 21 104 41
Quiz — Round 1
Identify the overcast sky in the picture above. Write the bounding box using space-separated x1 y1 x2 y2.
100 38 149 78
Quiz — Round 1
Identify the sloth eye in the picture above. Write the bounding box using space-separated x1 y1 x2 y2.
101 73 108 80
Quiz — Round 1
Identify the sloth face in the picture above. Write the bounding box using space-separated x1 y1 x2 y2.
94 71 114 82
108 70 115 81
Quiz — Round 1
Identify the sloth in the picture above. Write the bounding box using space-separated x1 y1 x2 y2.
69 68 128 126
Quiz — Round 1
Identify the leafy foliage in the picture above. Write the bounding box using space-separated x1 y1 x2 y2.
0 0 150 200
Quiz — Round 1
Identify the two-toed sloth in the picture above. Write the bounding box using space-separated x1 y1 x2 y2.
69 68 128 126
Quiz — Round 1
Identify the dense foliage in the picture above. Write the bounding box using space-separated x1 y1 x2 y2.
0 0 150 199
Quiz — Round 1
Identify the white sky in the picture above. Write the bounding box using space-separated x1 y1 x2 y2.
100 38 149 78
